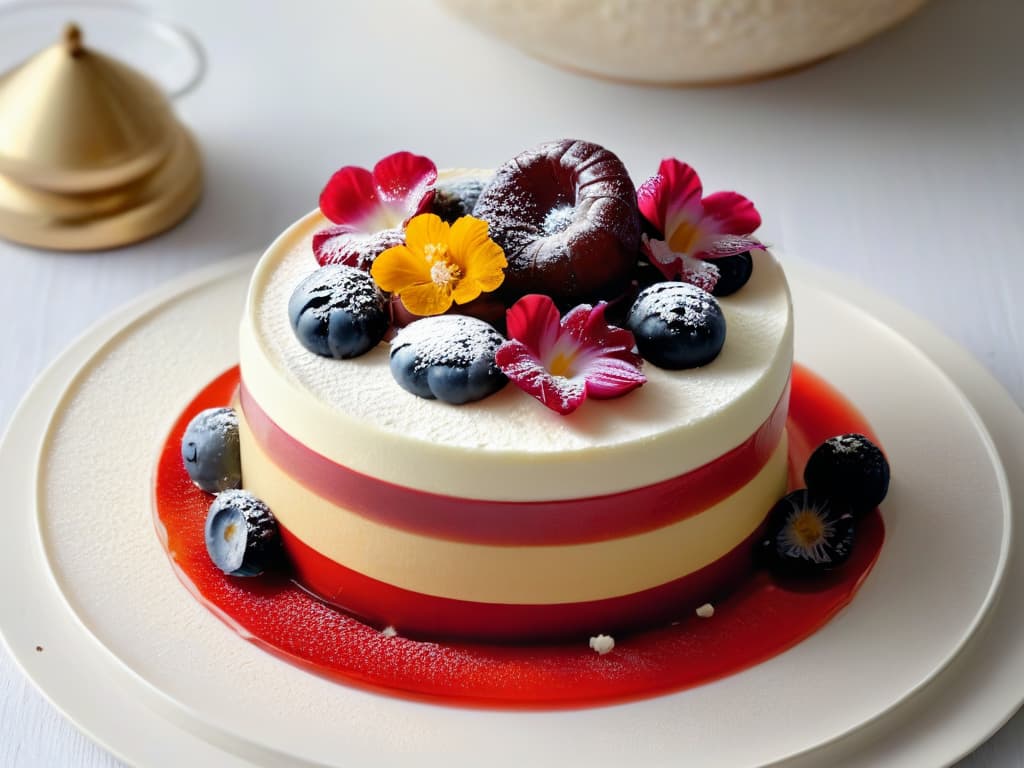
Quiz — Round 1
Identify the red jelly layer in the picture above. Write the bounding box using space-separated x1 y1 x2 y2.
154 364 884 709
280 522 761 643
238 379 789 545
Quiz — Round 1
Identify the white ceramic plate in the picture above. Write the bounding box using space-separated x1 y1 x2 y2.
0 254 1021 767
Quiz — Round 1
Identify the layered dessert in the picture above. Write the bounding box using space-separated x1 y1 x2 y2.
178 140 887 653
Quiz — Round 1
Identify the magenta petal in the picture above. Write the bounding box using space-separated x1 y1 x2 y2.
506 294 562 358
679 252 721 293
372 151 437 213
318 166 379 226
313 225 404 270
576 303 643 365
636 174 667 235
583 357 647 400
643 236 683 281
495 341 586 415
560 303 594 345
702 191 761 236
637 159 703 238
698 234 763 259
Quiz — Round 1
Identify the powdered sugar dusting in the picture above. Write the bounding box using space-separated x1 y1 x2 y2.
543 204 575 235
391 315 504 373
189 406 237 438
295 264 385 321
313 226 404 271
632 282 721 328
831 434 867 454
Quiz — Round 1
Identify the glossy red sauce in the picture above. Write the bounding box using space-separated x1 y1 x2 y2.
154 364 884 709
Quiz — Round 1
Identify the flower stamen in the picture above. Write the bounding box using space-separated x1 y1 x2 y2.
430 259 461 287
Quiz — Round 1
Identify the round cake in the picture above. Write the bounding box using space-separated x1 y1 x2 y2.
234 145 794 642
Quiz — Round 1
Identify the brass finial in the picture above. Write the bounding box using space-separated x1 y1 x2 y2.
0 21 203 250
63 23 84 56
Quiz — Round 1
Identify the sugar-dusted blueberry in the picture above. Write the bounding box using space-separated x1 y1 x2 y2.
626 282 726 369
710 252 754 297
390 315 507 404
431 176 489 223
181 407 241 493
804 433 890 517
760 489 856 577
288 264 389 359
204 490 280 577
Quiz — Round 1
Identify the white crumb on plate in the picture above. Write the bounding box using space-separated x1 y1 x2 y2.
696 603 715 618
589 634 615 655
381 625 398 638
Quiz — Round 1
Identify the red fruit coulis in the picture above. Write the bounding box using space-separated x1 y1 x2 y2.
154 364 884 709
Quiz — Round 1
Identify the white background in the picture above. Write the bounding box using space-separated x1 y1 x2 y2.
0 0 1021 765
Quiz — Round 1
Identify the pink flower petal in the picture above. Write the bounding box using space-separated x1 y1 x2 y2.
319 166 379 229
495 340 586 415
637 159 704 239
505 294 562 359
313 225 404 270
643 236 683 281
499 296 645 415
372 151 437 213
701 191 761 236
697 234 763 259
642 236 721 291
583 356 647 399
679 252 721 292
576 303 643 366
636 176 667 235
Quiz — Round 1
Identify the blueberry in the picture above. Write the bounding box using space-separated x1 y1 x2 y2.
390 315 507 404
204 490 280 577
432 176 489 223
710 252 754 297
760 489 856 577
288 264 389 359
626 282 726 369
804 433 890 517
181 407 241 493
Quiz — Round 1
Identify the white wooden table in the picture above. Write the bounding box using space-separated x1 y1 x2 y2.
1 0 1021 765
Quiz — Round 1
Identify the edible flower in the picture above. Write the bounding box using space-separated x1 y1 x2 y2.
371 213 507 316
495 295 646 415
313 151 437 270
637 159 762 288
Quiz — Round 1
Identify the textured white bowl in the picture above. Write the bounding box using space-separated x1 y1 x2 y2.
439 0 929 85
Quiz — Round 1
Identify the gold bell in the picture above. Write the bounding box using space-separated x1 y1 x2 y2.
0 23 202 250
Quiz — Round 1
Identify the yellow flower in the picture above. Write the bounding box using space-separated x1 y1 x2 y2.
371 213 507 316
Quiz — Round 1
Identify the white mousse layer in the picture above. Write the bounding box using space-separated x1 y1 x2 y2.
240 209 793 501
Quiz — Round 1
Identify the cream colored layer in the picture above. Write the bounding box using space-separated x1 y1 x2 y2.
239 410 788 604
239 207 793 501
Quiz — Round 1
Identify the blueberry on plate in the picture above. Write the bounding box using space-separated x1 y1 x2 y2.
710 252 754 297
288 264 389 359
390 315 507 404
804 433 890 517
181 407 241 493
761 489 856 577
204 490 280 577
433 176 489 223
626 282 726 369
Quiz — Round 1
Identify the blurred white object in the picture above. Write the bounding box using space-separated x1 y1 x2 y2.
439 0 929 84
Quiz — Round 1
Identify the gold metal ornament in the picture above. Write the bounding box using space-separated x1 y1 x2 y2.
0 23 202 250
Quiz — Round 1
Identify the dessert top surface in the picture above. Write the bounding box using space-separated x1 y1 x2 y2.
240 205 792 498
